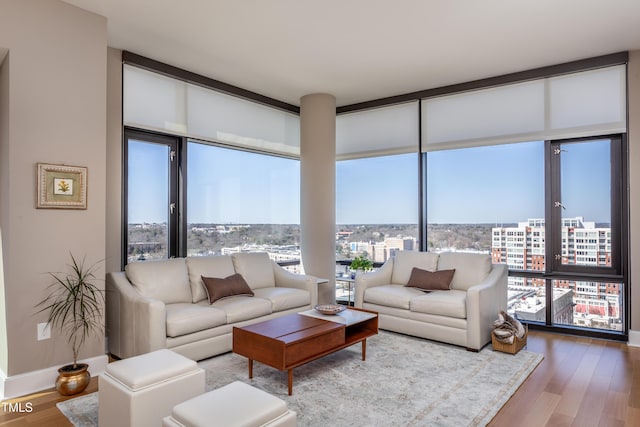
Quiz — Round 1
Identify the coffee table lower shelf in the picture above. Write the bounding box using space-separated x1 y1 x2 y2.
232 308 378 395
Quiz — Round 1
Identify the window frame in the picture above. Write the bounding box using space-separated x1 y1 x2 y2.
545 135 625 278
420 134 628 340
123 127 181 268
540 134 629 339
123 129 303 265
183 137 301 257
122 51 630 340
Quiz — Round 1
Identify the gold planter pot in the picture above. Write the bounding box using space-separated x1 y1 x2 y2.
55 363 90 396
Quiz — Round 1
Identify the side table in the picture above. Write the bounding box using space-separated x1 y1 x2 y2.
335 276 355 306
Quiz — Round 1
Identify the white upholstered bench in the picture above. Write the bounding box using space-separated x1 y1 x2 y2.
162 381 297 427
99 349 205 427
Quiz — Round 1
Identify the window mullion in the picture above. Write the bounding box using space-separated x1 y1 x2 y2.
168 139 179 258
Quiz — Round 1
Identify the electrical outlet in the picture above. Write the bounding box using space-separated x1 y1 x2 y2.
37 323 51 341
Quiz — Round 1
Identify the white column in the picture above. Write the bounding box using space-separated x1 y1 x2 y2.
300 93 336 304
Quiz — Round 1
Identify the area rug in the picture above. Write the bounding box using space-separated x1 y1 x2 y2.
56 392 98 426
58 331 542 426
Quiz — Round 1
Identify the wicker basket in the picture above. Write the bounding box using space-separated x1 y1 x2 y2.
491 325 527 355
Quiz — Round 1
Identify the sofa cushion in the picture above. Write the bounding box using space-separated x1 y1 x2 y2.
165 303 227 338
125 258 192 304
186 256 236 303
437 252 492 291
201 274 254 304
253 287 310 312
212 296 273 323
364 285 425 310
231 253 275 289
406 268 455 291
410 290 467 319
391 251 439 285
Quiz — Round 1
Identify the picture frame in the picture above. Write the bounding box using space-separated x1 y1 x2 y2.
36 163 88 209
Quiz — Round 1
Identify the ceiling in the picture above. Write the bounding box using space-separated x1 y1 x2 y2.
61 0 640 107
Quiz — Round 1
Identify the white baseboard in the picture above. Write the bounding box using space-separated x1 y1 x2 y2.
629 329 640 347
0 354 108 400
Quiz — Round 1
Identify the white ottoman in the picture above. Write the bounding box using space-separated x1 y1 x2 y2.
162 381 297 427
99 349 205 427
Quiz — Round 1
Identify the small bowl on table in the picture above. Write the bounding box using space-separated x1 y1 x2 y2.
314 304 346 315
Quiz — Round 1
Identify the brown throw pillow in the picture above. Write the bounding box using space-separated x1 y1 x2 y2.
201 274 254 304
405 267 455 291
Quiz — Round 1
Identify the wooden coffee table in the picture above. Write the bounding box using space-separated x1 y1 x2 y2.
232 308 378 395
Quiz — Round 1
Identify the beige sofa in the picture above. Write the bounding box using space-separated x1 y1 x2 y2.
355 251 507 351
106 252 317 361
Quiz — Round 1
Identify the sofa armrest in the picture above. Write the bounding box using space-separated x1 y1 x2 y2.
272 261 318 307
106 271 167 359
465 263 508 350
354 259 394 308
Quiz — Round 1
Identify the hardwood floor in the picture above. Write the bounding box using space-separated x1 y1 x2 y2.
0 377 97 426
489 330 640 427
0 330 637 426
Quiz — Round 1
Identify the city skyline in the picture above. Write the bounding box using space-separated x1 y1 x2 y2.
127 215 621 331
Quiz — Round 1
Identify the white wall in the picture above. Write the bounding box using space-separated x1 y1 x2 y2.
0 0 108 391
0 51 9 375
300 94 337 304
628 50 640 342
106 47 123 275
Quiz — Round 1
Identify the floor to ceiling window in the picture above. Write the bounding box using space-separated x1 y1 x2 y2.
426 137 626 334
124 132 301 267
419 62 627 339
336 153 419 263
334 102 419 305
122 58 301 269
186 141 300 259
124 129 179 263
335 102 420 272
122 51 629 339
425 141 544 255
545 136 625 332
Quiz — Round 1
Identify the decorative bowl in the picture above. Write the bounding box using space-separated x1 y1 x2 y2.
314 304 346 315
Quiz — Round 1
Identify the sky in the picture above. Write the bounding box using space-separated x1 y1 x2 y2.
426 142 545 224
128 141 169 223
187 142 299 224
128 139 612 225
336 153 418 224
427 140 611 224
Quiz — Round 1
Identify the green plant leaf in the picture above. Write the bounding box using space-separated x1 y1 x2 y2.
35 253 105 367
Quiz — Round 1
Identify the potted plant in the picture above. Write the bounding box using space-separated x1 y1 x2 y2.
350 255 373 278
36 253 104 396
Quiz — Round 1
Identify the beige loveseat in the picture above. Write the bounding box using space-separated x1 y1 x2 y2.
106 252 317 361
355 251 507 351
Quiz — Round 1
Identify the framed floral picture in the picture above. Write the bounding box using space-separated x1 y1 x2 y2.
36 163 88 209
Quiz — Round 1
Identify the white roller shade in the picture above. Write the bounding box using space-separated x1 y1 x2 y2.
423 80 545 148
123 64 300 157
123 65 187 134
187 84 299 156
422 65 626 151
549 65 626 135
336 101 419 160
